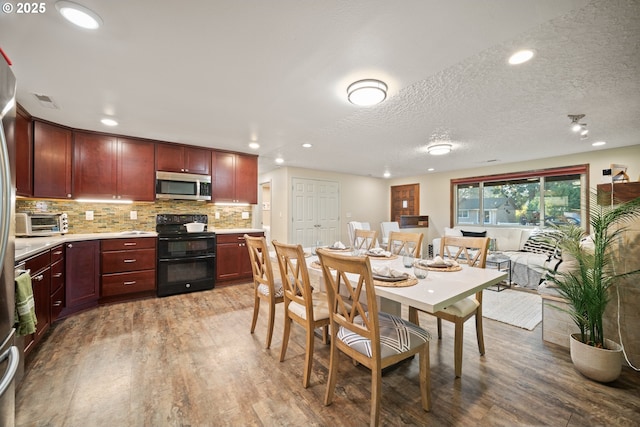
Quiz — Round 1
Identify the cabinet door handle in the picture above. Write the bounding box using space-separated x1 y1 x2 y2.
52 250 63 256
53 273 63 278
52 301 63 307
123 242 137 246
33 274 44 282
123 259 137 263
123 281 136 286
67 244 73 248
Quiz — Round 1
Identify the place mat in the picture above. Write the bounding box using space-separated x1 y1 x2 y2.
373 276 418 287
416 263 462 272
366 253 398 260
310 261 322 270
326 247 351 251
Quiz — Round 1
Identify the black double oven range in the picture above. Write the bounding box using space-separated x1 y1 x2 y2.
156 214 216 297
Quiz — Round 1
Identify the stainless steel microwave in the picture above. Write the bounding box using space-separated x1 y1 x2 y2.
156 171 212 201
16 212 68 236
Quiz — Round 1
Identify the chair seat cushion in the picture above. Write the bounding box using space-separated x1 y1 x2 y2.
338 312 430 359
258 279 284 298
438 296 479 317
288 292 330 320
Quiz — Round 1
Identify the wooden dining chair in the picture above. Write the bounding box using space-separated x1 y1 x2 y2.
387 231 423 257
245 235 284 349
353 229 379 250
272 240 330 388
408 235 490 378
316 248 431 427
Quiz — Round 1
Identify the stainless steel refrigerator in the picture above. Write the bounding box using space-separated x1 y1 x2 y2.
0 49 19 427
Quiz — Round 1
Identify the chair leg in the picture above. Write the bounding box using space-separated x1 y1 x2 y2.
265 300 276 349
324 334 339 406
419 343 431 411
454 318 464 378
303 325 315 388
437 318 442 339
408 306 420 325
280 316 291 362
370 364 382 427
250 295 260 334
475 311 485 355
322 325 329 344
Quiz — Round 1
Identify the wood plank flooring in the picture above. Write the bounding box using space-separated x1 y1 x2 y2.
16 283 640 426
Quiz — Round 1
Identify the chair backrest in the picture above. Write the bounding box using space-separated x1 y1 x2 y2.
272 240 315 317
245 234 277 291
316 249 379 354
347 221 371 247
387 231 423 257
440 236 490 268
353 229 378 250
380 221 400 247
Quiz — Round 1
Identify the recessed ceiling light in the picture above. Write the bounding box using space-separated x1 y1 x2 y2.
275 157 284 164
100 118 118 126
426 143 452 156
347 79 387 106
508 49 534 65
56 1 103 29
592 141 606 146
249 142 260 149
302 143 312 148
427 168 435 172
383 171 391 178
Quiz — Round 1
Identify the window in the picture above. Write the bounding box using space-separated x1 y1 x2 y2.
451 165 588 228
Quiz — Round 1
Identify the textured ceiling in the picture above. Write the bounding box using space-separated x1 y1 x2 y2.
1 0 638 178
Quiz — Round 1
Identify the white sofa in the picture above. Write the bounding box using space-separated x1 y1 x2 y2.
432 226 560 290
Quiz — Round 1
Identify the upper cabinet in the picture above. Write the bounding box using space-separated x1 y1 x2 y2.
156 144 211 175
33 121 73 199
15 107 32 197
213 152 258 204
73 132 155 201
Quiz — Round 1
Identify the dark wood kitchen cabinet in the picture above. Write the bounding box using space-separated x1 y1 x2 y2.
49 245 65 322
22 250 51 356
100 237 157 301
156 143 211 175
212 152 258 204
216 232 263 284
33 120 73 199
15 106 33 197
62 240 100 317
73 132 155 201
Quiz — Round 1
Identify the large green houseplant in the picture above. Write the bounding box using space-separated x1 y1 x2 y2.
544 193 640 381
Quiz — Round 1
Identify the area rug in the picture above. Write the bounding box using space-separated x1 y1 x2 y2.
482 289 542 331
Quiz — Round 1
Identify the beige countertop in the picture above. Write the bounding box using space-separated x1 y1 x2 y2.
14 228 265 262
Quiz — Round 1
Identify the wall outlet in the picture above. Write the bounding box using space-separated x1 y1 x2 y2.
241 211 250 219
85 211 94 220
130 211 137 220
215 212 220 219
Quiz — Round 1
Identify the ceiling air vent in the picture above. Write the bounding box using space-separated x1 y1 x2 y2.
32 93 58 109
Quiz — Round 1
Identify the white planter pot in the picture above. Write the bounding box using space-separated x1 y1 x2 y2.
569 333 623 383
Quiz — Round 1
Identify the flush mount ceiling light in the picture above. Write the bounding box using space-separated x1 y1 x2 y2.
568 114 586 132
508 49 535 65
56 1 103 29
302 143 312 148
347 79 387 106
248 142 260 149
426 143 452 156
100 118 118 126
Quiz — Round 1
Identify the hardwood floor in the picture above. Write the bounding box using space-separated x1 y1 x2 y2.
16 283 640 426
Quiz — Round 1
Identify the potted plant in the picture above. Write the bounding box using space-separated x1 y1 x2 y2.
544 194 640 382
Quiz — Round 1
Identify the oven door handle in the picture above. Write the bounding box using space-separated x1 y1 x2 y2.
158 235 216 242
158 254 216 262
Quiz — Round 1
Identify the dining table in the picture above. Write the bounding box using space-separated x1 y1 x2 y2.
272 247 508 318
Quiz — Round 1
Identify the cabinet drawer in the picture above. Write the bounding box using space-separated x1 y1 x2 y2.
50 245 64 263
101 237 156 251
101 270 156 297
50 258 64 293
101 248 156 273
50 285 64 321
216 232 262 244
25 250 50 275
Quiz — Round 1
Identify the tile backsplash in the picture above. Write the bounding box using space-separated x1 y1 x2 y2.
15 199 253 233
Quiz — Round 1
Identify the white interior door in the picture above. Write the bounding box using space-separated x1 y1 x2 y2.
291 178 340 247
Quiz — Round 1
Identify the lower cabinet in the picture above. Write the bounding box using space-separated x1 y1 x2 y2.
22 250 51 356
62 240 100 317
100 237 156 301
216 232 263 284
49 245 65 322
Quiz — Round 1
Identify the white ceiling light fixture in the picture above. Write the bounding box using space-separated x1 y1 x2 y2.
101 118 118 126
568 114 586 133
275 157 284 164
302 143 312 148
383 171 391 178
426 143 452 156
248 142 260 149
347 79 387 106
508 49 534 65
592 141 606 147
56 1 103 30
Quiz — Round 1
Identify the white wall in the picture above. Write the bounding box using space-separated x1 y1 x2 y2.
260 145 640 246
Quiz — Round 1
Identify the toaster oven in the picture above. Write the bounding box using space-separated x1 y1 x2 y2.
15 212 68 236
